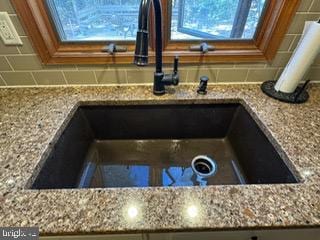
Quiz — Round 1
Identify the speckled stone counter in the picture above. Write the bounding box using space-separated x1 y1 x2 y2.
0 84 319 235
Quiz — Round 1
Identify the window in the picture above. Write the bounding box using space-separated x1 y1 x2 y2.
11 0 300 64
47 0 141 41
171 0 266 40
48 0 266 42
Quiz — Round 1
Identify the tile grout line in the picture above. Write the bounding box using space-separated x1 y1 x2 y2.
0 73 8 86
185 69 189 83
216 69 220 83
288 35 299 52
244 69 250 82
93 71 99 84
61 71 68 85
296 11 319 14
4 56 14 71
30 72 38 85
124 69 129 84
275 68 283 80
16 46 22 55
308 0 315 12
0 69 78 73
0 54 37 57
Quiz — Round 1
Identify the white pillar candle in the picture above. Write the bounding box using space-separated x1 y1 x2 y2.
275 21 320 93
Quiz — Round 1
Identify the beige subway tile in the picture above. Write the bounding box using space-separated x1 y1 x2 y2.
275 68 284 79
297 0 313 12
309 1 320 12
7 55 43 70
64 71 96 85
123 65 145 71
175 69 188 82
234 63 266 68
126 65 162 72
106 64 130 69
0 76 5 86
44 64 77 70
127 69 153 83
179 63 233 69
314 55 320 65
1 72 35 86
33 72 66 85
162 63 178 69
77 64 108 70
278 35 295 51
0 57 12 71
206 64 235 68
0 0 15 14
308 67 320 80
187 68 217 82
247 69 278 82
186 63 234 69
18 37 35 54
127 67 188 83
270 52 292 67
10 15 25 36
217 69 248 82
289 35 301 51
6 54 74 71
288 14 320 34
95 70 126 84
8 56 74 71
0 40 19 54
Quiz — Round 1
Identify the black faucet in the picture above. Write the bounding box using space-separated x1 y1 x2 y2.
134 0 179 95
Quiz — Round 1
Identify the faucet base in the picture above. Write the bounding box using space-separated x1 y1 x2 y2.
154 72 166 95
153 89 166 95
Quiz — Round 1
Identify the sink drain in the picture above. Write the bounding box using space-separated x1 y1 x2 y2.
191 155 217 178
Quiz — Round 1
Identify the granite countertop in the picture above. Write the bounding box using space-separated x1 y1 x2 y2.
0 84 319 235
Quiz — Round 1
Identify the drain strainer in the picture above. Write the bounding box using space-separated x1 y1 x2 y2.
191 155 217 178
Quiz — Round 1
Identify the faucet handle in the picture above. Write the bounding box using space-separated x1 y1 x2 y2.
174 55 179 74
190 42 215 54
172 56 179 85
102 43 127 55
163 56 180 86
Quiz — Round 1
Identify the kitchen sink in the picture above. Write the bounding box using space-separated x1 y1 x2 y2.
32 104 298 189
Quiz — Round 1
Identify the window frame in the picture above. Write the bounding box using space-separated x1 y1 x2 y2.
173 0 254 40
11 0 300 65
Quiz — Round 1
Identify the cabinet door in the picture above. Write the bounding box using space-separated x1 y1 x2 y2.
41 234 143 240
40 229 320 240
150 229 320 240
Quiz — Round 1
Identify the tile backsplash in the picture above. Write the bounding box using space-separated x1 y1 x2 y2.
0 0 319 86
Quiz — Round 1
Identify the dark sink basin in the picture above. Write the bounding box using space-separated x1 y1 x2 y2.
32 104 298 189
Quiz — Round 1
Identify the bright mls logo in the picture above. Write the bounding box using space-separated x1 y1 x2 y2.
0 228 39 240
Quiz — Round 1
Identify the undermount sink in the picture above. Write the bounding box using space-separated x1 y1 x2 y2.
32 103 298 189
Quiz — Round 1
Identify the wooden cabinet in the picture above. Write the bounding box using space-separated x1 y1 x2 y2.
41 228 320 240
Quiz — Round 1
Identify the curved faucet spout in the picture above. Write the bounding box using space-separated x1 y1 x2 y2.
134 0 179 95
134 0 163 73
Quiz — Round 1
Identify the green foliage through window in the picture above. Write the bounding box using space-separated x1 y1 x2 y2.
47 0 267 42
